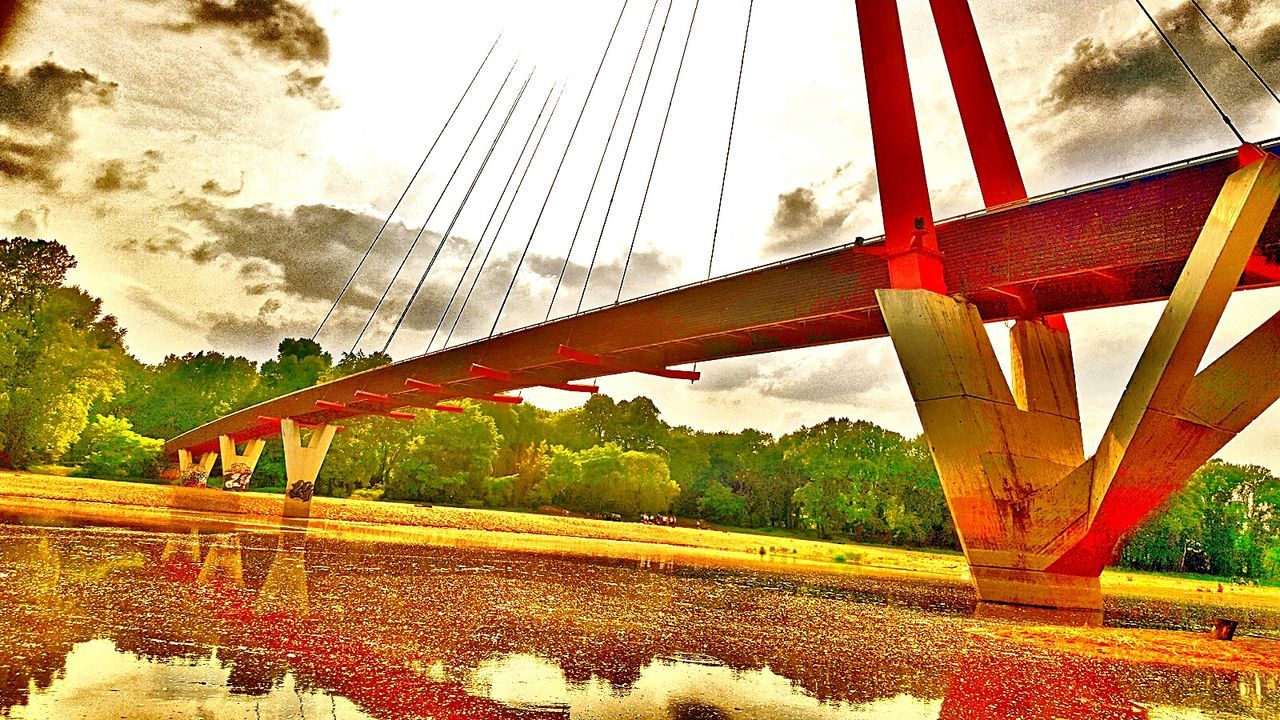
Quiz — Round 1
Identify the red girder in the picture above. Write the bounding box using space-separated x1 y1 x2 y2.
165 143 1280 455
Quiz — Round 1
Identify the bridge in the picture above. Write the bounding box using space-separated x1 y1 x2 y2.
163 0 1280 611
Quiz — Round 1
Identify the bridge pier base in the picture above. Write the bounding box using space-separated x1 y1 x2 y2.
878 154 1280 610
280 419 335 519
970 567 1101 612
177 449 218 488
218 436 265 492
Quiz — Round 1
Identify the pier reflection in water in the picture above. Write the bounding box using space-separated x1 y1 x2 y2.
0 506 1276 719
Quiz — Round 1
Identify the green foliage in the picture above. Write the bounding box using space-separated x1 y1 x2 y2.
697 481 747 526
250 337 331 403
1120 460 1280 580
532 442 678 517
0 237 75 311
321 350 392 382
787 420 954 545
0 285 125 468
124 351 259 439
382 403 501 504
72 415 163 479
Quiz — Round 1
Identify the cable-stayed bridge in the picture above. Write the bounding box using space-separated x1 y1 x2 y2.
161 0 1280 611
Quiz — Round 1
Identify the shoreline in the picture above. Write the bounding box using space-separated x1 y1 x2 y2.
2 470 1277 611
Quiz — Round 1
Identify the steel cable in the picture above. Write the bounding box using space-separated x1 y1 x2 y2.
312 36 501 341
350 61 518 353
616 0 701 304
382 71 535 355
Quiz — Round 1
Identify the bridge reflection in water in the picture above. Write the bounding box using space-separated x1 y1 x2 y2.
0 508 1276 719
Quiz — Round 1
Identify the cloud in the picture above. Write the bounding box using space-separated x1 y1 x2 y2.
165 0 330 65
171 199 431 307
1032 0 1280 173
129 198 686 356
10 206 49 236
0 61 116 186
201 172 244 197
285 70 338 110
690 342 900 407
764 170 876 255
91 151 162 192
766 187 849 254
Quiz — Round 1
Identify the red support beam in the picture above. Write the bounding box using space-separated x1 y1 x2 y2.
470 363 514 382
316 399 414 420
929 0 1026 208
855 0 946 293
405 378 444 394
557 345 700 381
543 382 600 394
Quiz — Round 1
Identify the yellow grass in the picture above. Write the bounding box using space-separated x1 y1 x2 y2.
1 469 1278 611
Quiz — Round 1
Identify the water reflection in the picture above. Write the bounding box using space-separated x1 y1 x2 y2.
0 507 1277 719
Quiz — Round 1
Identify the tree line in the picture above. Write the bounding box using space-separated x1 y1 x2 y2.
1 237 1277 581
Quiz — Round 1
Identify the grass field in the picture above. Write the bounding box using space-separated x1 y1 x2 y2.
1 468 1278 612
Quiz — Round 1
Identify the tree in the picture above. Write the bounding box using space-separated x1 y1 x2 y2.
383 403 501 504
250 337 331 403
317 416 413 498
126 352 259 439
321 350 392 382
786 419 952 544
698 481 747 526
0 237 76 311
72 415 163 479
0 287 126 467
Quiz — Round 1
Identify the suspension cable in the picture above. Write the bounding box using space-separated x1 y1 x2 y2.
1189 0 1280 107
489 0 635 337
1133 0 1244 143
446 92 563 348
708 0 753 280
312 35 500 341
616 0 701 304
350 61 518 353
426 85 558 352
382 71 535 355
545 0 664 320
575 0 675 313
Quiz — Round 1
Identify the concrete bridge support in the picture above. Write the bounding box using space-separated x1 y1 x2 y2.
177 449 218 488
280 418 336 519
218 436 265 492
877 154 1280 610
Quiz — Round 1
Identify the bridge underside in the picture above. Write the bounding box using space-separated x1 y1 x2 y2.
166 146 1280 610
167 144 1280 456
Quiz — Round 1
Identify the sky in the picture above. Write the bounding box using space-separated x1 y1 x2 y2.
1 0 1280 467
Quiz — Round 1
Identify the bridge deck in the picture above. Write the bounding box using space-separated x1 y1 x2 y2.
167 145 1280 454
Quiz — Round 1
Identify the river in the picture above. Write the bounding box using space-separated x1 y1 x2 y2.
0 505 1276 719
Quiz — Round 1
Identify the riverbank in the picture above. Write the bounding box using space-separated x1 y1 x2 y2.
2 469 1277 611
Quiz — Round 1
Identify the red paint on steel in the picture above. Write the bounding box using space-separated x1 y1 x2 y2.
543 382 600 393
855 0 946 293
405 378 444 393
929 0 1026 208
164 146 1280 455
470 363 514 381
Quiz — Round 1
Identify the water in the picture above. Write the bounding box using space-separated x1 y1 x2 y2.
0 505 1276 719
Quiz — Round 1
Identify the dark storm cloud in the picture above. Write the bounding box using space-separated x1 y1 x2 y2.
765 187 849 255
1031 0 1280 181
285 70 338 110
764 171 878 255
1042 0 1280 112
166 0 330 65
172 198 435 308
91 151 162 192
0 61 115 186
